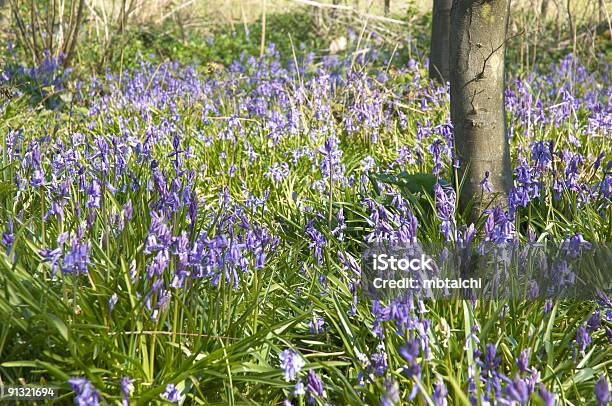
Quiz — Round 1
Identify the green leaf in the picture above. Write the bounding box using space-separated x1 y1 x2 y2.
371 171 450 196
47 314 69 342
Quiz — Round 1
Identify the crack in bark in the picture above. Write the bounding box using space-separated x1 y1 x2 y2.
461 28 524 91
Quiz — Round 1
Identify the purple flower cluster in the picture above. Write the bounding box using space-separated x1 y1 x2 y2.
363 189 418 243
68 377 101 406
469 343 547 405
434 183 456 241
279 349 305 382
278 348 327 404
161 383 184 403
1 39 610 406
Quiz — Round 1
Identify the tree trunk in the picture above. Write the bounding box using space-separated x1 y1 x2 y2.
541 0 549 18
0 0 7 29
450 0 513 214
332 0 339 21
429 0 453 82
384 0 390 16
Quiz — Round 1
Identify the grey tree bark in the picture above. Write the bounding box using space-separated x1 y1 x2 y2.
450 0 513 214
429 0 453 82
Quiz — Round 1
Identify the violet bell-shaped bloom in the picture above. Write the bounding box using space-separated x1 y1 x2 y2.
279 349 305 382
595 375 610 406
160 383 184 403
68 377 101 406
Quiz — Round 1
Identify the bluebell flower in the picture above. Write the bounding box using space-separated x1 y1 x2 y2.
587 311 602 333
561 233 591 258
332 209 346 242
318 136 345 184
68 377 101 406
62 239 90 275
434 183 456 241
1 220 14 257
395 145 416 167
309 317 325 334
531 140 553 169
538 384 555 406
160 383 183 403
467 364 478 406
504 375 531 404
416 119 432 141
123 200 133 224
480 171 493 192
432 378 448 406
371 346 388 376
109 293 118 314
305 220 326 265
293 378 305 396
86 179 101 208
265 162 289 184
575 325 592 354
362 155 376 172
306 370 325 400
482 343 501 374
120 377 133 406
482 207 515 244
279 349 305 382
400 339 422 399
595 375 610 406
516 348 531 373
428 139 446 175
40 247 63 277
544 299 553 314
380 377 400 406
